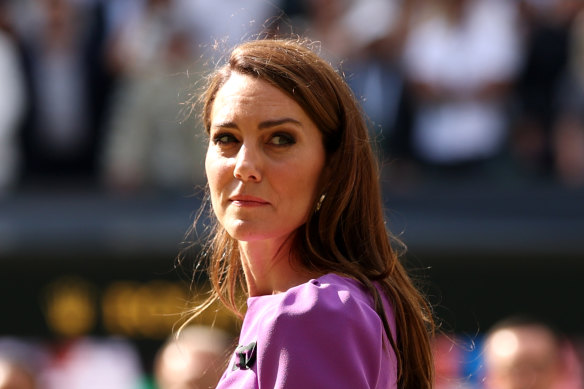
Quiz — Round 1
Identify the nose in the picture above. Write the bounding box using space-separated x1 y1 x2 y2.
233 144 262 182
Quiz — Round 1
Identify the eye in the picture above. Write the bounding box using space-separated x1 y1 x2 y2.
212 133 238 145
269 133 296 146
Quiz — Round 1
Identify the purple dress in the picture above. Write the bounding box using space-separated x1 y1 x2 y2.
216 273 398 388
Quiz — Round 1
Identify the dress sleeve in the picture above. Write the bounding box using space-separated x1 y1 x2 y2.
254 280 396 388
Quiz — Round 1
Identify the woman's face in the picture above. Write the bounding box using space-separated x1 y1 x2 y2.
205 72 326 244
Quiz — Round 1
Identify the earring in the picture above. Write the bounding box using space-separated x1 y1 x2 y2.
315 194 326 212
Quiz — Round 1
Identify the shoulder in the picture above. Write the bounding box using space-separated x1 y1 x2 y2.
247 274 397 388
249 274 384 333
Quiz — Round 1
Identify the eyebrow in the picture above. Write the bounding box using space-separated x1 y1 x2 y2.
258 118 302 129
213 118 303 130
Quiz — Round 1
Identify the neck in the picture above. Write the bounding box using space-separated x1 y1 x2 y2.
238 238 316 297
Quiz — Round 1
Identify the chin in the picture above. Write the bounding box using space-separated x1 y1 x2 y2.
224 222 295 244
226 230 273 242
224 221 265 241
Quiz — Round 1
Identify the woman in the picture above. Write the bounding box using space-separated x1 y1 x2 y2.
189 38 434 388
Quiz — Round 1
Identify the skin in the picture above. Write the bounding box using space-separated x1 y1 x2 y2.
0 360 36 389
484 326 562 389
205 72 327 296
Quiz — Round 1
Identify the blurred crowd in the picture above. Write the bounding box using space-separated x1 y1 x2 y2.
2 1 584 388
2 0 584 197
434 316 584 389
0 325 235 389
2 319 583 389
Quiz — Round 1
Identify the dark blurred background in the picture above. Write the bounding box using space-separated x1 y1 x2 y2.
1 0 583 387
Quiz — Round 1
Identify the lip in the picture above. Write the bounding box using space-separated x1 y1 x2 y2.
229 194 270 207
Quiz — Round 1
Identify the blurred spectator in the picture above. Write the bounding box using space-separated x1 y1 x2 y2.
0 338 42 389
290 0 415 169
551 112 584 187
483 316 583 389
289 0 351 62
154 325 233 389
0 359 36 389
331 0 412 156
433 334 474 389
100 0 286 194
1 0 582 193
15 0 110 188
174 0 283 57
0 0 25 195
341 0 414 161
401 0 521 179
100 0 207 194
39 337 144 389
551 3 584 187
511 0 584 185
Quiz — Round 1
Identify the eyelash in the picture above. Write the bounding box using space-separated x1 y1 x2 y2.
211 132 296 147
269 132 296 146
212 133 237 145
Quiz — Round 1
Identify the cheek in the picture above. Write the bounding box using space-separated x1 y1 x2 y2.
279 161 324 210
205 150 230 207
204 149 215 186
205 148 230 181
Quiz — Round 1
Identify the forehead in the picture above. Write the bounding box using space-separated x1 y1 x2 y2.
210 72 306 121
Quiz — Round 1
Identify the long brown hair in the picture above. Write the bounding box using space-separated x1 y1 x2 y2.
192 38 434 389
